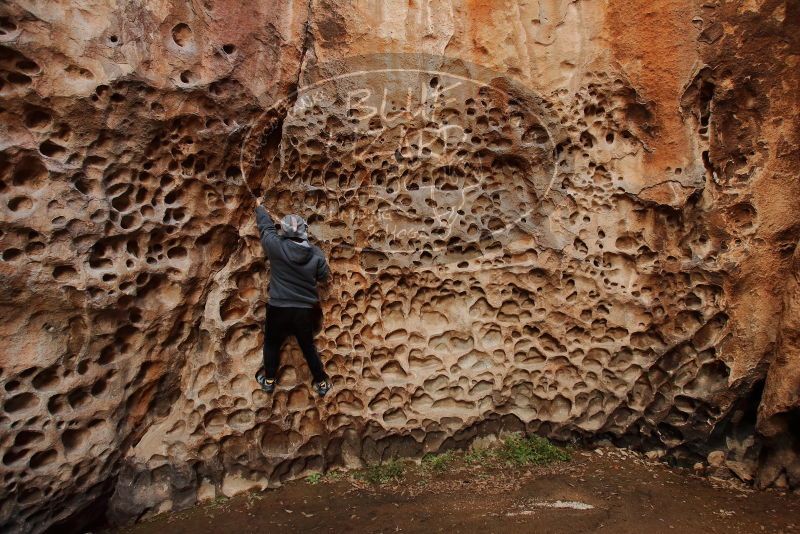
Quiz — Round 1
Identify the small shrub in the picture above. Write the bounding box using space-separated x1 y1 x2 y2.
422 451 456 473
358 459 405 484
207 495 229 510
324 470 344 481
306 473 322 484
499 433 570 466
464 447 495 466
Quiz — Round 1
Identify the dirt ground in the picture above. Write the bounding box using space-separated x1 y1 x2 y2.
117 447 800 534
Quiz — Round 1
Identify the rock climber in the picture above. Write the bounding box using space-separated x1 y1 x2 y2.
254 198 332 397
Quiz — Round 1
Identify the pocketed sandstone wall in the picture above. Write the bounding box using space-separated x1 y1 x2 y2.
0 1 797 532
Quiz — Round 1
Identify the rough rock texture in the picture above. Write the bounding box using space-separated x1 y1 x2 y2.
0 0 798 532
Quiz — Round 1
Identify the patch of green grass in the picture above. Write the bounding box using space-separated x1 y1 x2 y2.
464 447 495 466
498 433 570 466
421 450 456 473
324 470 344 481
356 459 405 484
206 495 230 511
306 472 322 484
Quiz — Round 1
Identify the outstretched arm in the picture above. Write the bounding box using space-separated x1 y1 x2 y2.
255 199 279 253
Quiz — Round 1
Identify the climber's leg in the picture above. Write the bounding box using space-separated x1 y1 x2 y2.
292 307 329 385
263 305 289 381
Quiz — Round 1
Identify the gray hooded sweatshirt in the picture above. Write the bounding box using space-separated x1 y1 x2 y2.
255 206 330 308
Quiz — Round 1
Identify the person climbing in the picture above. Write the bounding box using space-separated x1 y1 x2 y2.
254 198 332 397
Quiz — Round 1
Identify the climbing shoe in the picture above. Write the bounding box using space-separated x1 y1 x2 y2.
313 378 332 397
257 374 276 393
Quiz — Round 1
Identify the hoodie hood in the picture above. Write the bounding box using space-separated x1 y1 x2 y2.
282 238 314 264
280 214 309 240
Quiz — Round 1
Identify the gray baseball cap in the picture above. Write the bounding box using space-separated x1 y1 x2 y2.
280 214 308 240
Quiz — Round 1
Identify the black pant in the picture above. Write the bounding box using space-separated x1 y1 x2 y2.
263 305 327 383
